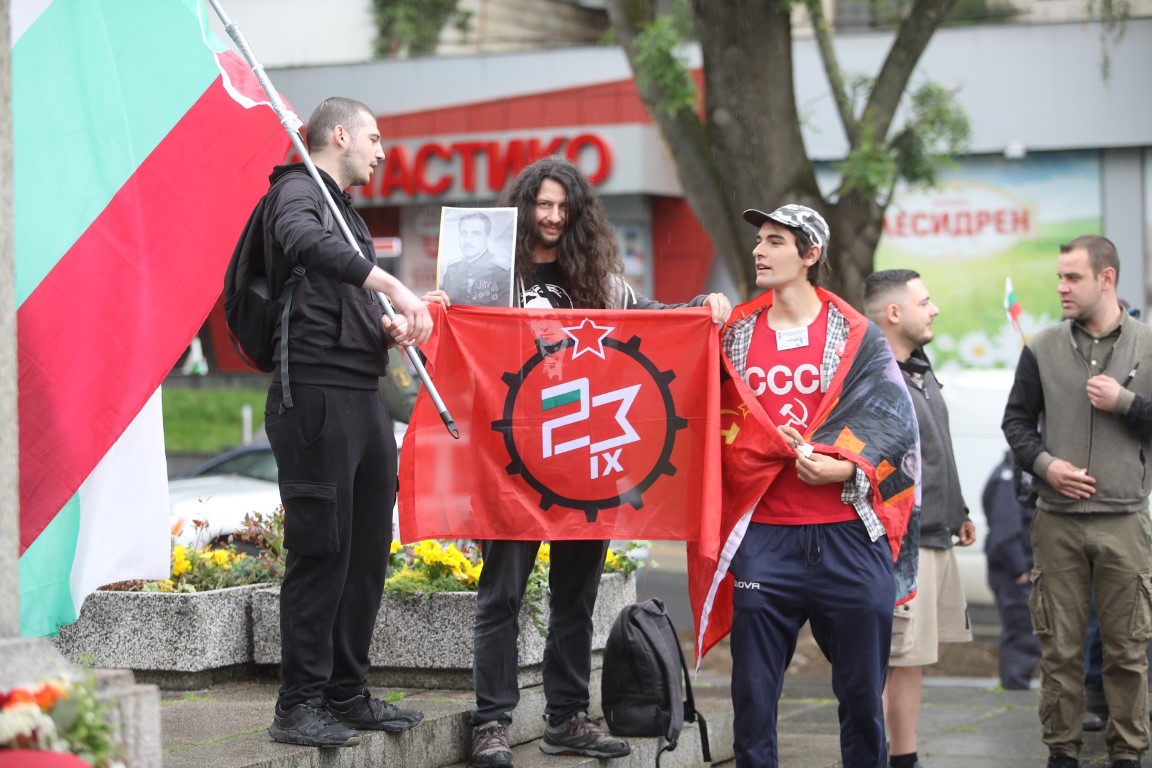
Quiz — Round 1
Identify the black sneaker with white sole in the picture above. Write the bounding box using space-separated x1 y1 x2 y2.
268 701 361 748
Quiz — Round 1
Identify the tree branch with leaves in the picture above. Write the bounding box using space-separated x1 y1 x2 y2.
605 0 971 304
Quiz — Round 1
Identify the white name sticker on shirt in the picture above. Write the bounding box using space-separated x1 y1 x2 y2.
775 327 809 351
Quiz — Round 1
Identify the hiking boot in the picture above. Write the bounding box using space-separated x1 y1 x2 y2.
327 691 424 733
469 721 513 767
268 701 361 748
1111 760 1141 768
540 711 631 758
1046 755 1079 768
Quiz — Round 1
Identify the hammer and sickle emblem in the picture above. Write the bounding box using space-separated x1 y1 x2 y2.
778 399 809 429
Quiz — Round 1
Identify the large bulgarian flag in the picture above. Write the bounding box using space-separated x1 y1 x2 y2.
12 0 291 636
399 304 722 543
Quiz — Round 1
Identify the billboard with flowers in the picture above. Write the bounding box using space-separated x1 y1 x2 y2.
874 150 1100 369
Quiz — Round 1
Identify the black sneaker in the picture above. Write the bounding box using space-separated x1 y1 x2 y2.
1047 755 1079 768
269 701 361 748
540 711 630 758
327 691 424 733
1112 760 1141 768
469 721 513 767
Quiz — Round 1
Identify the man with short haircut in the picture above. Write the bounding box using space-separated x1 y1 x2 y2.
864 269 976 768
258 96 431 748
1003 235 1152 768
440 211 511 307
714 204 919 768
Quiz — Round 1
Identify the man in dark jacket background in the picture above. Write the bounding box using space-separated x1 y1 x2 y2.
982 451 1041 691
259 96 432 748
864 270 976 768
1002 235 1152 768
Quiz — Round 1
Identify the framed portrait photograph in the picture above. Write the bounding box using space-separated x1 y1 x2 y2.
436 207 517 308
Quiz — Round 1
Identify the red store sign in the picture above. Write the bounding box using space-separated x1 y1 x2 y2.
354 133 613 200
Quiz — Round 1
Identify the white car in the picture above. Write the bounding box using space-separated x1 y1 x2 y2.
942 367 1017 609
168 440 281 548
169 422 407 549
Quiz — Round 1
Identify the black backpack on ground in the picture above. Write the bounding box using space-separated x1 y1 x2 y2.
223 191 329 411
601 597 710 766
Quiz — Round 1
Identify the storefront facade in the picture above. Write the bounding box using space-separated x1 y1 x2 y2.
205 19 1152 373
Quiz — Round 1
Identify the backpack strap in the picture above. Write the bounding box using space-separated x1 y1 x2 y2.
630 598 713 768
667 613 710 765
640 598 710 767
275 265 306 412
275 203 330 413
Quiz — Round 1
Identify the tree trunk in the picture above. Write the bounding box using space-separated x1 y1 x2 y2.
825 194 886 309
607 0 960 304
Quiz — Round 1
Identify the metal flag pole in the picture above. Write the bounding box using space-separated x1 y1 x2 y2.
205 0 459 439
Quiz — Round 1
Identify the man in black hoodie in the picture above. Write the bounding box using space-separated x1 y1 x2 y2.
864 269 976 768
260 97 432 748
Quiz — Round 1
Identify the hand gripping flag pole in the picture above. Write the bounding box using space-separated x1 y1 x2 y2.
206 0 460 438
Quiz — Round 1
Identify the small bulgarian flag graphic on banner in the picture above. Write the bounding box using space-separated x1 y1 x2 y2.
1005 276 1024 340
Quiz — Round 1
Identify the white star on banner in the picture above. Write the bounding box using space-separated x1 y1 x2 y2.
562 318 615 360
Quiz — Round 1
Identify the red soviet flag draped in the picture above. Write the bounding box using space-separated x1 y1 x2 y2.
399 304 721 542
687 356 793 665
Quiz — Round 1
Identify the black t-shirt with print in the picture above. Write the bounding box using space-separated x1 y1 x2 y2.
519 261 574 309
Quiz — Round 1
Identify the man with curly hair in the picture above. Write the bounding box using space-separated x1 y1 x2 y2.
433 155 731 767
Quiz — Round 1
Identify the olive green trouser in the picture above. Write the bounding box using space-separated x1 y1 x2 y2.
1030 509 1152 762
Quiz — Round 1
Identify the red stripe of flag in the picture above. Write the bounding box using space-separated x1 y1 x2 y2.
17 77 287 553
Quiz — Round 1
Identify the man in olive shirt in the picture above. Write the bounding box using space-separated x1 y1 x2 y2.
1002 235 1152 768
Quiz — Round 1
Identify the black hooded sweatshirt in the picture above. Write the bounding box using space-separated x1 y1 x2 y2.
262 163 387 389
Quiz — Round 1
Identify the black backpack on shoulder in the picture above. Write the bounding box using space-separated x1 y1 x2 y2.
223 191 330 410
601 597 710 766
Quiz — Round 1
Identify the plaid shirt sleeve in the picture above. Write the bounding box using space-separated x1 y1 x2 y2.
842 466 886 542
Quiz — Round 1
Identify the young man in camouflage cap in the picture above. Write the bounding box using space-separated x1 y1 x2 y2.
707 203 919 767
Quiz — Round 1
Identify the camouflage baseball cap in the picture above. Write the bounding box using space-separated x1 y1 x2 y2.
743 204 831 260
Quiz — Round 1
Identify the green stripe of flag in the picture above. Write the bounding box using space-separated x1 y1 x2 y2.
13 0 221 308
18 495 82 637
542 389 581 410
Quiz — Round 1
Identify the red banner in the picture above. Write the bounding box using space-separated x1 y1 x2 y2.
687 356 793 663
399 305 720 542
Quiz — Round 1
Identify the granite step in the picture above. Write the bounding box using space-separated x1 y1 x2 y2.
160 674 734 768
444 721 718 768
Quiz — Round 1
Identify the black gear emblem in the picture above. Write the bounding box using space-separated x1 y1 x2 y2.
492 334 686 522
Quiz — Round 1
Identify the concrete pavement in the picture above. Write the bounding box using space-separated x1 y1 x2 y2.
155 543 1128 766
157 667 1134 767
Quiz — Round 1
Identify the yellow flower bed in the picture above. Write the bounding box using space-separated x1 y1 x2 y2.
385 539 644 596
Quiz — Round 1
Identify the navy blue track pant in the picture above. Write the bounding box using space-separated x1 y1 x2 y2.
730 520 895 768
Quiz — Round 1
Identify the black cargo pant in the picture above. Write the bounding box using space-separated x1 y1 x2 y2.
469 539 610 726
265 384 396 710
